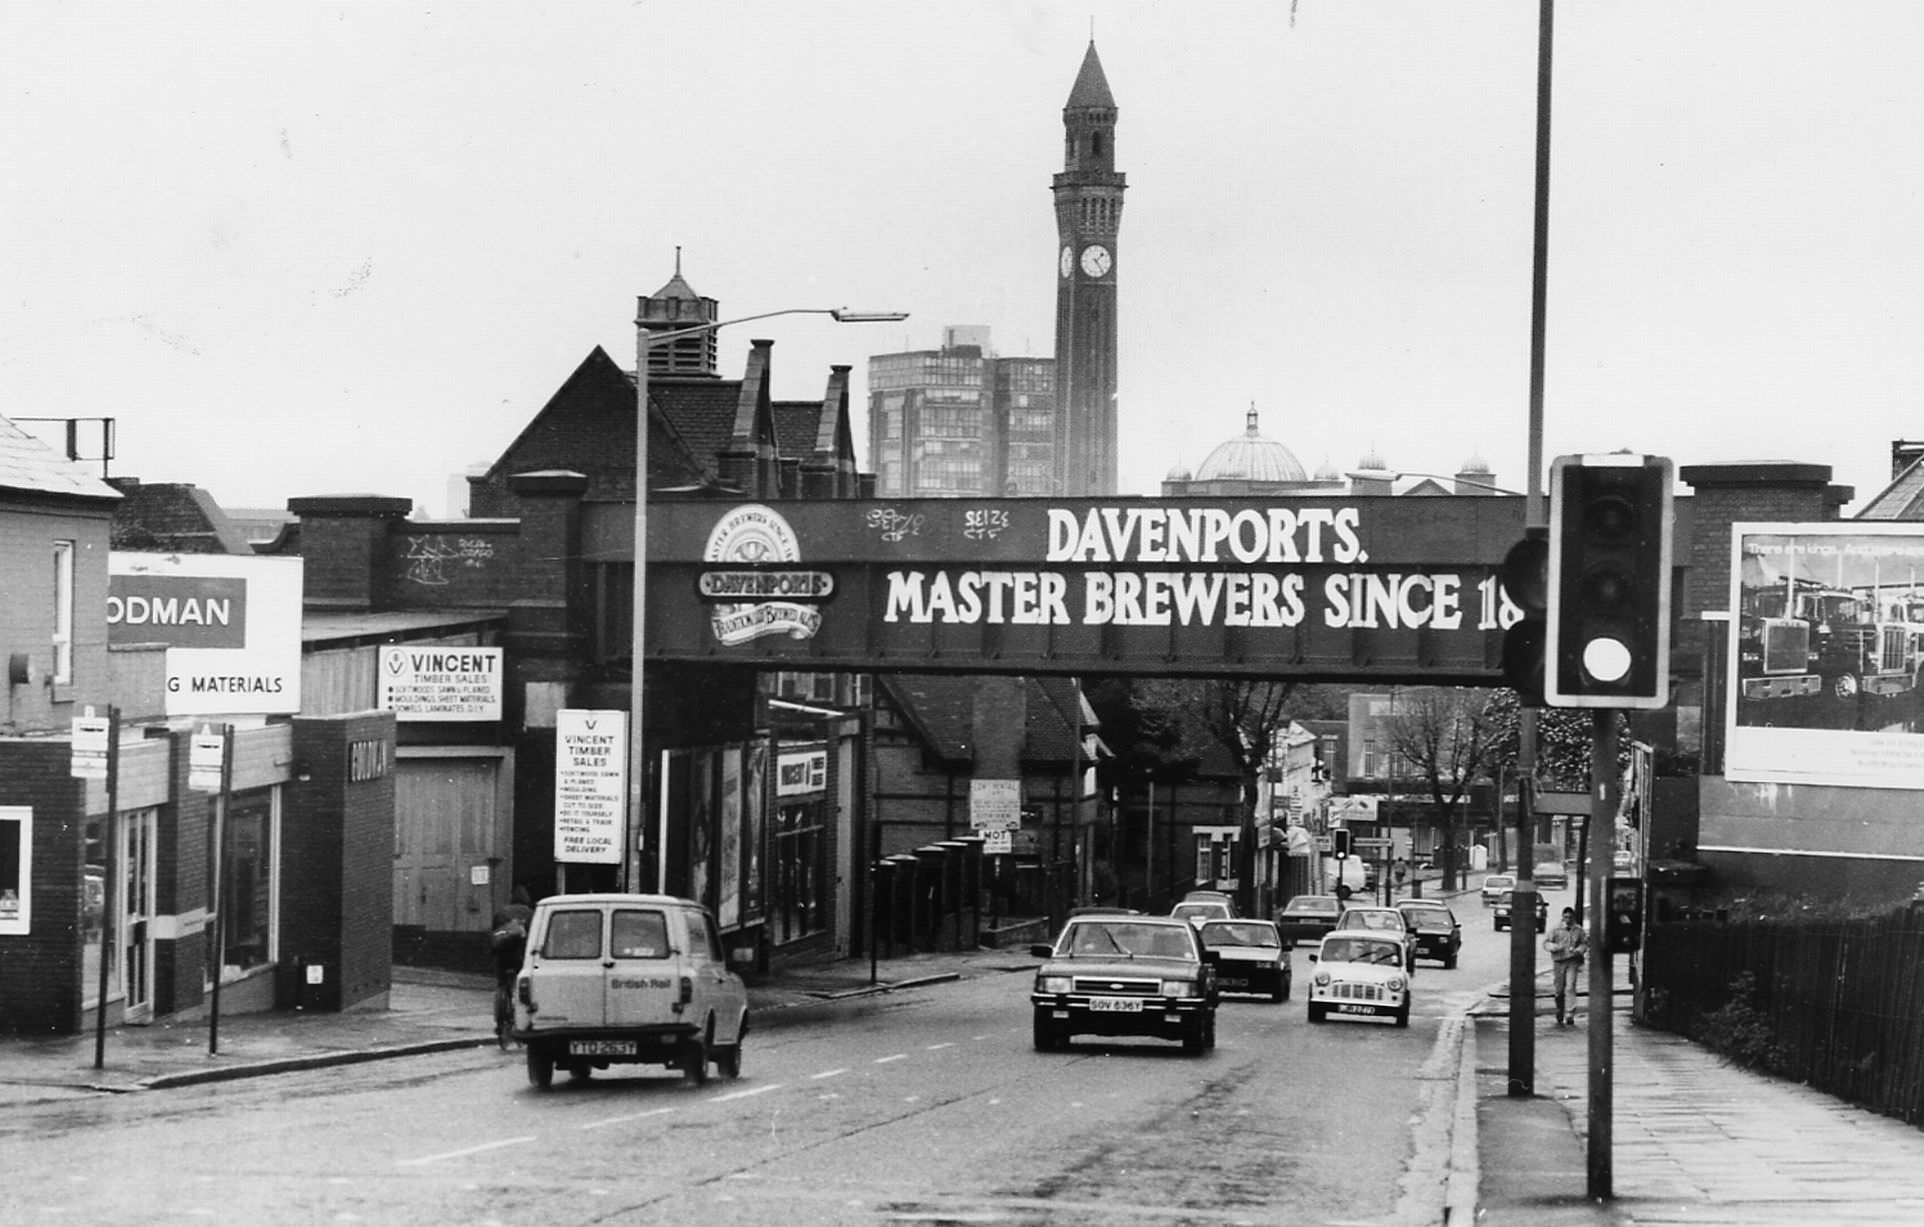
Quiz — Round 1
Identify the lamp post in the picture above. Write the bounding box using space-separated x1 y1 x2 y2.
627 306 907 893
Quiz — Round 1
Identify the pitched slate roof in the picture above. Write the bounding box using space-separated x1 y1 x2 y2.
1066 41 1116 110
1856 454 1924 520
0 414 120 501
109 479 255 553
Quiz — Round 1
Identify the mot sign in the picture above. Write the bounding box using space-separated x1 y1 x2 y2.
637 496 1528 682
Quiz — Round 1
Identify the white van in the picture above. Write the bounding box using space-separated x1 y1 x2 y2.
512 893 749 1089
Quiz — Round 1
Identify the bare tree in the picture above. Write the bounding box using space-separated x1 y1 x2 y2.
1378 686 1505 891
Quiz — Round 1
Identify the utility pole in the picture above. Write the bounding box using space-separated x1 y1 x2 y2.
1588 710 1620 1198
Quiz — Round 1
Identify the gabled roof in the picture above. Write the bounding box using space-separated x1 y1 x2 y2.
0 414 120 502
1855 454 1924 520
109 479 255 553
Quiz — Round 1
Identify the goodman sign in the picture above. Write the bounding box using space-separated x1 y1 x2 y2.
107 553 304 714
642 497 1528 682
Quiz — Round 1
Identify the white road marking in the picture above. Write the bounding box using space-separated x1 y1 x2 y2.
874 1054 907 1064
924 1042 955 1051
811 1068 848 1079
709 1083 783 1102
397 1135 536 1166
579 1107 675 1131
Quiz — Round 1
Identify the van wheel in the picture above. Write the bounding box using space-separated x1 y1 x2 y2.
526 1045 554 1089
682 1023 711 1086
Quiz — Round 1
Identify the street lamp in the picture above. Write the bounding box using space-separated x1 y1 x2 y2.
1344 468 1527 498
627 306 907 892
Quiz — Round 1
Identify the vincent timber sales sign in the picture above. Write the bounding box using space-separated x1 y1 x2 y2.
108 553 303 715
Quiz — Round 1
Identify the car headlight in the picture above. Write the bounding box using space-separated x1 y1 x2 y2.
1161 979 1197 997
1388 976 1406 993
1037 975 1071 994
1313 971 1330 986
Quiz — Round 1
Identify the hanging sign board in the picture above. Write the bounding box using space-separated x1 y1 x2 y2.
969 778 1022 832
188 729 226 791
70 714 110 780
554 709 626 864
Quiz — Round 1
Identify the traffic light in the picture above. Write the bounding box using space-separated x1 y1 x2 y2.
1546 454 1675 708
1498 528 1549 707
1331 827 1352 859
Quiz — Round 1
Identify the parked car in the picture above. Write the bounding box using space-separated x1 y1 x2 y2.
1493 889 1548 933
1332 905 1418 972
512 893 748 1089
1276 894 1344 946
1393 899 1463 969
1030 914 1220 1053
1197 918 1292 1002
1171 897 1236 928
1534 860 1568 891
1306 930 1411 1027
1480 873 1515 908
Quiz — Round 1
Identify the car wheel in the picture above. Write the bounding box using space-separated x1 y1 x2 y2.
1307 1002 1326 1024
1495 918 1506 931
1205 1010 1218 1049
526 1044 554 1089
717 1025 744 1079
682 1023 711 1086
1281 971 1292 1002
1444 952 1458 971
1181 1016 1208 1054
1394 1002 1411 1028
1032 1011 1059 1052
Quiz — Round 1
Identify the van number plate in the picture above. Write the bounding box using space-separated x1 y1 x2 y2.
570 1040 637 1056
1089 997 1143 1012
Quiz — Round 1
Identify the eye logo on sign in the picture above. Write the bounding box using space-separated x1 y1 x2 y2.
701 505 826 646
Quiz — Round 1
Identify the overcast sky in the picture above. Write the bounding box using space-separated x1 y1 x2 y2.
6 2 1922 517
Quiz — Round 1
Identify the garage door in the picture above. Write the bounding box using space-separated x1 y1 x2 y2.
394 758 499 933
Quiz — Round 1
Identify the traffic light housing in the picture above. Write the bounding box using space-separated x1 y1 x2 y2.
1498 528 1549 706
1546 454 1674 708
1331 827 1352 859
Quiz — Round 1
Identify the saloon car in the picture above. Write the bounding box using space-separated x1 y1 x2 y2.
1393 899 1463 969
1306 931 1411 1027
1332 905 1418 972
1197 918 1291 1001
1276 894 1344 946
1171 897 1236 928
1480 873 1516 908
1493 889 1548 933
1030 914 1220 1053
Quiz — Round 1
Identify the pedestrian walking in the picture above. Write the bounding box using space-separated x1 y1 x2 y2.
1544 906 1587 1026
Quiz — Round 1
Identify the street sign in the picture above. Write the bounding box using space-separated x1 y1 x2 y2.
1354 837 1394 850
188 728 226 791
969 778 1021 832
70 714 110 780
983 830 1013 855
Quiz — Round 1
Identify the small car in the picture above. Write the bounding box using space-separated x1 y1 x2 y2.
1493 889 1548 933
1394 899 1463 969
512 893 749 1089
1276 894 1344 946
1332 905 1418 972
1197 918 1292 1002
1171 898 1236 928
1030 914 1220 1053
1481 873 1516 908
1306 931 1411 1027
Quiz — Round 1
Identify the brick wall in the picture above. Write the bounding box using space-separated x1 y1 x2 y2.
286 496 412 611
1677 461 1850 622
285 712 396 1011
0 742 86 1034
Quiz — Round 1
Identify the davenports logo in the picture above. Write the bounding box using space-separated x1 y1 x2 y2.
107 576 247 648
700 505 824 646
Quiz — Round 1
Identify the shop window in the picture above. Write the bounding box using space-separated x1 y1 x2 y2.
771 803 827 945
82 815 112 1003
220 792 277 973
0 807 29 936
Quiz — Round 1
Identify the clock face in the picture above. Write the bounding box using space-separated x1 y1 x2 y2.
1059 245 1074 279
1080 244 1112 279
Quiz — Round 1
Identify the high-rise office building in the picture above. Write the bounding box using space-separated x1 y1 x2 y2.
866 327 1056 497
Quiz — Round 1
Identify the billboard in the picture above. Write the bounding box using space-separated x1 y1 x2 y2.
1725 523 1924 788
107 553 304 715
639 496 1529 683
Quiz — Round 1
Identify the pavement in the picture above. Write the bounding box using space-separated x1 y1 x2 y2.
5 903 1923 1224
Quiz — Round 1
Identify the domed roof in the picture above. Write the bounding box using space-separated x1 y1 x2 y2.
1358 445 1388 472
1194 404 1307 484
1164 462 1194 482
1460 450 1491 475
1314 456 1341 482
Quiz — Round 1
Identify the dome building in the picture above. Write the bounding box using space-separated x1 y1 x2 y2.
1160 404 1345 497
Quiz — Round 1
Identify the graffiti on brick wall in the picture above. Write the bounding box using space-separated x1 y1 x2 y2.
402 535 496 586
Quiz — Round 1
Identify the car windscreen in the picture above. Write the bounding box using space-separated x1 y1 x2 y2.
1063 922 1196 960
1200 922 1279 948
1323 937 1404 966
1288 897 1340 915
1401 908 1451 926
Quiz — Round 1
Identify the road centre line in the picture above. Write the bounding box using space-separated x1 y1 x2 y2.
579 1107 676 1131
874 1054 907 1064
810 1068 848 1079
924 1042 955 1051
709 1083 783 1102
397 1136 536 1166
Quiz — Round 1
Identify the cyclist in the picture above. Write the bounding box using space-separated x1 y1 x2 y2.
489 909 528 1048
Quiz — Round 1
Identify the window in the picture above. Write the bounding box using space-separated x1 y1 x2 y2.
52 541 74 684
771 803 828 945
542 910 605 959
220 792 277 972
0 807 30 936
611 909 668 958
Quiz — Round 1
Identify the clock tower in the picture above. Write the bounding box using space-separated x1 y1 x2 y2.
1052 41 1125 497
